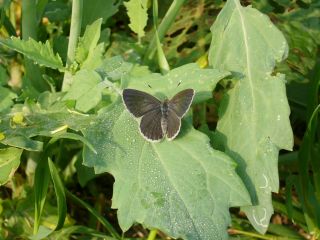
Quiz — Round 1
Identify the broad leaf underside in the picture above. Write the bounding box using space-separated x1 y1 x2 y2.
209 0 293 233
83 64 250 239
84 102 250 240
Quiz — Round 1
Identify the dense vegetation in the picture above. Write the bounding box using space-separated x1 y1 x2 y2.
0 0 319 239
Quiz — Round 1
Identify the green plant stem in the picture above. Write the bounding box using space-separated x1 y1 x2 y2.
147 229 158 240
143 0 187 64
22 0 37 40
62 0 83 91
66 190 121 240
153 0 169 74
9 2 16 29
229 229 276 240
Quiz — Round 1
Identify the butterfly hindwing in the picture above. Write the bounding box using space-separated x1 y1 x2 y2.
140 108 164 141
122 89 161 117
168 89 195 117
166 109 181 140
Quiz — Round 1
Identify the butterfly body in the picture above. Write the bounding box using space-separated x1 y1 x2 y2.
160 100 169 135
122 88 195 142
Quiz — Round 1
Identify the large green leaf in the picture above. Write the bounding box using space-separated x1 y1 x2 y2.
122 63 229 104
124 0 148 41
83 64 251 239
0 37 64 70
208 0 293 233
0 147 23 185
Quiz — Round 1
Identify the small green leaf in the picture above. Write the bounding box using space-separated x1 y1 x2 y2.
1 135 43 151
0 37 64 70
62 69 105 112
209 0 293 233
75 18 102 65
0 147 23 185
124 0 149 41
0 87 16 112
80 43 105 70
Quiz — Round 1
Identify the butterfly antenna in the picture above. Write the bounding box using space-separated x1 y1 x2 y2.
147 84 152 89
177 80 182 87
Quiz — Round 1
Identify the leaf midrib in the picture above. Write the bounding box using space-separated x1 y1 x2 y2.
151 144 202 240
234 0 257 142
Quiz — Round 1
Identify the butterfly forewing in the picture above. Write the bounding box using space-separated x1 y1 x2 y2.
168 89 195 117
166 109 181 140
140 109 164 141
122 89 161 117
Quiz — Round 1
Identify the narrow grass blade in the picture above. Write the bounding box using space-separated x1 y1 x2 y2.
47 158 67 230
33 155 50 234
66 190 121 239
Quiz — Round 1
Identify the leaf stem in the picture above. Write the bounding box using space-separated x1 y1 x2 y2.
143 0 187 64
147 229 158 240
62 0 83 91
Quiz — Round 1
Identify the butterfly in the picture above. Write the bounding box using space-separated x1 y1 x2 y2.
122 88 195 142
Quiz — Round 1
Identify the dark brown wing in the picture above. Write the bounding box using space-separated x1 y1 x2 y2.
168 89 195 117
139 109 164 142
122 89 161 117
166 109 181 141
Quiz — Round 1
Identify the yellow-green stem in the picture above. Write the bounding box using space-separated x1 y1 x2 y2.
62 0 83 91
147 229 158 240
